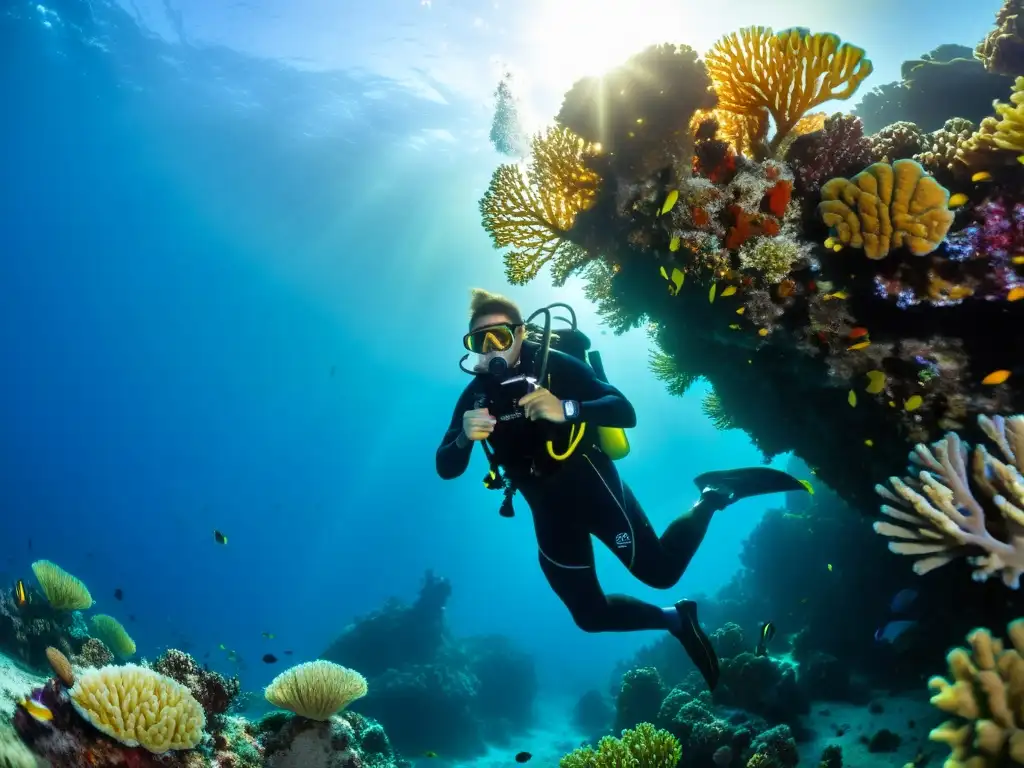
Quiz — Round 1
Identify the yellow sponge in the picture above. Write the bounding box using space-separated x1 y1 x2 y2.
264 660 367 721
69 664 206 753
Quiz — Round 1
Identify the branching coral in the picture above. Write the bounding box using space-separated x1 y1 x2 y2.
868 121 928 162
557 43 717 180
873 413 1024 588
153 648 241 722
559 722 681 768
479 126 601 286
738 236 804 284
976 0 1024 77
31 560 92 611
785 113 873 195
701 391 737 431
956 76 1024 170
927 618 1024 766
818 158 955 259
705 27 873 156
649 350 701 396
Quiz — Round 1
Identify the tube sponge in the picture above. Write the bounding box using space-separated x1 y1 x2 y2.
264 661 368 721
817 158 954 260
928 619 1024 767
68 664 206 753
31 559 93 611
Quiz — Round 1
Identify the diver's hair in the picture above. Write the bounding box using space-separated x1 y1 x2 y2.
468 288 524 329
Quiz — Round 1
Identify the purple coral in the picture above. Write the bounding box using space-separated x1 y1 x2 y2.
945 197 1024 264
784 113 873 195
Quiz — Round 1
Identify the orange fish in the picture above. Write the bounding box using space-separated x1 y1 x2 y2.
1008 286 1024 302
848 327 869 340
982 370 1011 385
777 279 796 298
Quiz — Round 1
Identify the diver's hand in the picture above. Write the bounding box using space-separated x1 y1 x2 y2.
519 387 566 424
462 408 496 441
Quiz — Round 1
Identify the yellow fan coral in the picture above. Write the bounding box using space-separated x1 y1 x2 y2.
705 27 873 155
927 619 1024 766
264 660 367 721
480 126 601 286
90 615 136 659
69 664 206 753
956 75 1024 169
31 560 93 611
817 159 954 260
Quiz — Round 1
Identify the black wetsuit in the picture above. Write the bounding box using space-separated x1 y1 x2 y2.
436 342 716 634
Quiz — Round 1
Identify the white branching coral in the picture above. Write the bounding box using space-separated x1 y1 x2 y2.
873 413 1024 588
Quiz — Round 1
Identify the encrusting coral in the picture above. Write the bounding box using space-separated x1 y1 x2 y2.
479 126 601 286
927 618 1024 766
705 27 873 156
559 722 682 768
264 661 368 721
817 158 954 260
874 413 1024 589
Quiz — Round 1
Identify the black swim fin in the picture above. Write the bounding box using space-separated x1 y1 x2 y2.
693 467 808 509
670 599 720 691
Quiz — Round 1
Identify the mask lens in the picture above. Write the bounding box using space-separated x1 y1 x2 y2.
465 325 515 353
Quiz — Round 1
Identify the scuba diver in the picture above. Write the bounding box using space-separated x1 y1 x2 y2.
435 289 807 691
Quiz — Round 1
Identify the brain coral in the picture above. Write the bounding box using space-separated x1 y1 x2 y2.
69 664 206 753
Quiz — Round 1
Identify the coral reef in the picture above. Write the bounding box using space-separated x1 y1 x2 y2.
560 722 681 768
976 0 1024 77
151 648 240 724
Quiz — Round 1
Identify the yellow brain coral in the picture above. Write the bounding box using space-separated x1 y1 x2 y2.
479 126 601 286
69 664 206 753
90 615 136 659
31 559 93 611
817 158 954 260
264 660 368 721
928 619 1024 767
705 26 873 156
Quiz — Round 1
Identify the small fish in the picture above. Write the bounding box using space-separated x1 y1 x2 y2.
226 650 238 662
831 243 842 252
848 390 857 407
424 751 438 759
669 236 680 252
798 479 814 495
1018 154 1024 165
827 563 833 572
757 328 769 337
824 236 837 249
1013 255 1024 265
875 619 918 647
755 621 776 657
515 752 533 763
848 327 869 340
729 324 741 330
1009 286 1024 301
777 279 796 298
284 650 294 655
848 341 871 351
18 698 53 722
721 285 737 297
735 306 745 315
948 192 969 208
904 395 923 412
822 290 849 301
219 643 227 650
971 171 992 183
659 266 684 296
14 580 28 608
890 588 918 614
864 439 874 447
214 530 228 545
128 615 136 622
114 588 123 601
262 654 278 664
660 190 679 215
982 369 1011 386
865 370 886 395
709 283 717 303
262 632 275 640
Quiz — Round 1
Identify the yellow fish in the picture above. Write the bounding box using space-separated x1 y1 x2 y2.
982 369 1011 385
865 370 886 395
660 190 679 215
721 285 737 297
736 306 745 315
798 479 815 495
729 324 741 330
822 291 849 301
669 236 680 252
659 266 685 296
847 341 871 351
971 171 992 183
758 328 769 337
865 439 874 447
1013 255 1024 265
948 193 969 208
904 395 923 412
832 243 843 252
1018 154 1024 164
14 580 28 607
18 698 52 722
1009 286 1024 301
824 236 837 249
827 563 833 572
709 283 717 303
847 390 857 407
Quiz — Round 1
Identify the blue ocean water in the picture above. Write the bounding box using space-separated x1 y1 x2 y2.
0 0 1002 713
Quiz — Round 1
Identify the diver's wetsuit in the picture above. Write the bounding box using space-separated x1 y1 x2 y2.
435 342 716 634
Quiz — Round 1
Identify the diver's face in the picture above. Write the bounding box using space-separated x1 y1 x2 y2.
467 313 524 372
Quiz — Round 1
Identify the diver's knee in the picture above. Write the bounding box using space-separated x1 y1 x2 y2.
635 565 681 591
569 609 608 633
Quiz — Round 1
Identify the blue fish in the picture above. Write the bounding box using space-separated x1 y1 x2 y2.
875 620 917 647
889 588 918 614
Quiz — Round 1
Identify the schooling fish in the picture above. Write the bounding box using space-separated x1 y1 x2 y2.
755 621 776 657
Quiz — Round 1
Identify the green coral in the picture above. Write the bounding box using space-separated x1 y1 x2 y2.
650 351 702 396
737 235 802 284
582 261 648 334
559 722 682 768
701 391 737 430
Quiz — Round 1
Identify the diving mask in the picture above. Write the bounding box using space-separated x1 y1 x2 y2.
463 323 521 354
